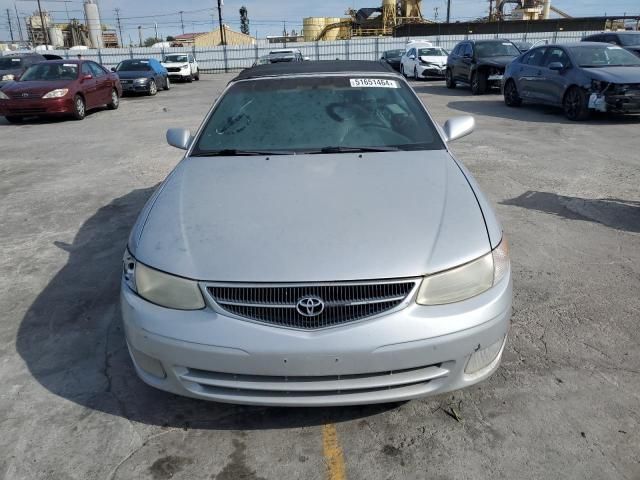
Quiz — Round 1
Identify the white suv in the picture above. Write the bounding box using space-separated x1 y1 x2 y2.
400 41 448 80
162 53 200 82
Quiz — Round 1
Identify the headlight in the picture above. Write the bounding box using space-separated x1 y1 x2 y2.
181 64 189 69
0 91 9 100
123 250 205 310
591 79 609 92
2 74 15 81
416 237 510 306
134 78 149 84
42 88 69 99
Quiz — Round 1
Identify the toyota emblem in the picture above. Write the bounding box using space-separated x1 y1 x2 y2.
296 296 325 317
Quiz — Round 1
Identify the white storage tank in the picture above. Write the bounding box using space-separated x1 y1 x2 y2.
84 0 103 49
48 27 64 47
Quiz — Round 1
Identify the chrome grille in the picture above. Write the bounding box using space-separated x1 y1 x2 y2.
206 280 418 330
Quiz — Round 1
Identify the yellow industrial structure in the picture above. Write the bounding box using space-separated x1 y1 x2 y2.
193 26 256 47
494 0 571 21
303 0 430 41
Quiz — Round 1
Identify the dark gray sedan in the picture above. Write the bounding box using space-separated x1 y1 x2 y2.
503 42 640 120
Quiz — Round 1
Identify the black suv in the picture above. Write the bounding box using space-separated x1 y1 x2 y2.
0 53 47 88
446 39 521 94
582 32 640 58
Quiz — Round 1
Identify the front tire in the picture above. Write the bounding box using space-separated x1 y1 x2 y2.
148 80 158 96
194 71 200 81
5 115 24 123
186 74 193 83
563 86 590 121
445 69 456 89
414 67 419 80
504 80 522 107
471 71 487 95
71 95 86 120
400 65 406 78
107 88 119 110
164 77 171 91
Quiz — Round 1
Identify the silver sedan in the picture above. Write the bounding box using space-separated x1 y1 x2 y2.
121 61 512 406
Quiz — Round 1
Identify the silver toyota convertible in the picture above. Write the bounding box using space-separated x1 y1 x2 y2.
121 61 512 406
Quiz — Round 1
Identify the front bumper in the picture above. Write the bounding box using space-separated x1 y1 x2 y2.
0 96 74 116
121 271 512 406
166 69 191 79
120 80 152 93
589 89 640 114
417 64 446 78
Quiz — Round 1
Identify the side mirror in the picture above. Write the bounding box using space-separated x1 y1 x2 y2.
166 128 193 150
303 56 310 61
82 74 93 80
110 67 116 72
409 55 416 60
548 62 564 71
442 115 475 143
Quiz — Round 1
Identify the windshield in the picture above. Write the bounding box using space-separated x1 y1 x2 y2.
116 61 152 72
570 45 640 67
619 33 640 46
193 76 444 154
0 57 23 69
165 55 188 62
20 63 78 81
384 50 403 58
418 48 447 56
475 41 520 57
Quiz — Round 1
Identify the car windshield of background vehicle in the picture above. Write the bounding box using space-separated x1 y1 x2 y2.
475 42 520 57
116 61 152 72
20 63 78 81
571 46 640 67
418 48 447 56
165 55 188 62
386 50 404 58
0 57 22 68
193 76 445 155
619 34 640 46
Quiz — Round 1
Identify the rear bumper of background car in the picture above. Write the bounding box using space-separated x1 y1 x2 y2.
0 97 74 116
121 270 512 407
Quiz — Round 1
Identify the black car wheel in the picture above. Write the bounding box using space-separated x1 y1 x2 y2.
164 76 171 91
445 69 456 89
5 115 24 123
414 67 420 80
563 86 590 121
194 71 200 81
400 65 406 78
148 80 158 96
186 74 193 83
72 95 86 120
504 80 522 107
471 71 487 95
107 88 119 110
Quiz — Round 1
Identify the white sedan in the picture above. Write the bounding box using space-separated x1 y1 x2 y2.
401 46 449 80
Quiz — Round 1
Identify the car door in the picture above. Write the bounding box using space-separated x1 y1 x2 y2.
404 48 415 74
517 47 547 100
537 47 572 105
79 62 98 108
88 62 110 104
447 44 460 76
458 43 473 81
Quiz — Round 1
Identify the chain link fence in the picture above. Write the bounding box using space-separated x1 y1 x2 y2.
44 31 597 74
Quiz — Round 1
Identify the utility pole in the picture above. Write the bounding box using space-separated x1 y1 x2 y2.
36 0 50 45
6 9 15 41
154 22 158 40
138 25 142 47
434 6 439 21
179 11 185 34
217 0 226 45
446 0 451 23
115 8 123 47
488 0 494 21
15 4 24 41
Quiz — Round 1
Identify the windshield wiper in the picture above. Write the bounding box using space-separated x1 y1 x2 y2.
191 149 290 157
309 146 402 154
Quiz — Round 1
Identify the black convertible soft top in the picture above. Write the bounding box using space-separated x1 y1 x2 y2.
233 60 397 81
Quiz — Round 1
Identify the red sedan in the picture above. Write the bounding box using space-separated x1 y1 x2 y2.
0 59 122 122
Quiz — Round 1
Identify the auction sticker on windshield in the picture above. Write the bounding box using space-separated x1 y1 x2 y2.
350 78 399 88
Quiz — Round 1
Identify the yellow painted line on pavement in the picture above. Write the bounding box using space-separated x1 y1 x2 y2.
322 423 346 480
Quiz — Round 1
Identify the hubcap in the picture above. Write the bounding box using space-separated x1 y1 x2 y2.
150 82 156 94
112 91 118 105
76 99 84 116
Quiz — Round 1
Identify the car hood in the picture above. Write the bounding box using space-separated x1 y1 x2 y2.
419 56 446 65
585 66 640 83
116 71 154 79
0 67 23 77
1 80 72 95
477 56 517 68
131 151 492 282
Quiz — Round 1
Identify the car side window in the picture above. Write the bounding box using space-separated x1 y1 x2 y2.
89 62 106 77
463 44 473 57
81 63 93 76
543 48 570 68
525 47 547 66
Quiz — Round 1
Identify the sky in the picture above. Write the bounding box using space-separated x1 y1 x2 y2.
0 0 638 43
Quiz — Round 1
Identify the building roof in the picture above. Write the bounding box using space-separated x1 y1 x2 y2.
233 60 397 81
174 32 208 41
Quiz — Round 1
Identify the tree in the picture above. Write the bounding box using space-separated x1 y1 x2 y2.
166 35 175 41
143 37 161 47
239 6 249 35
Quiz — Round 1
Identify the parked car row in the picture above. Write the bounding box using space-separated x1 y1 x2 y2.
0 54 201 123
381 31 640 120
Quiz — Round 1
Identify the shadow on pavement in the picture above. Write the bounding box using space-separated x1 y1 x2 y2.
501 191 640 233
16 187 400 430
